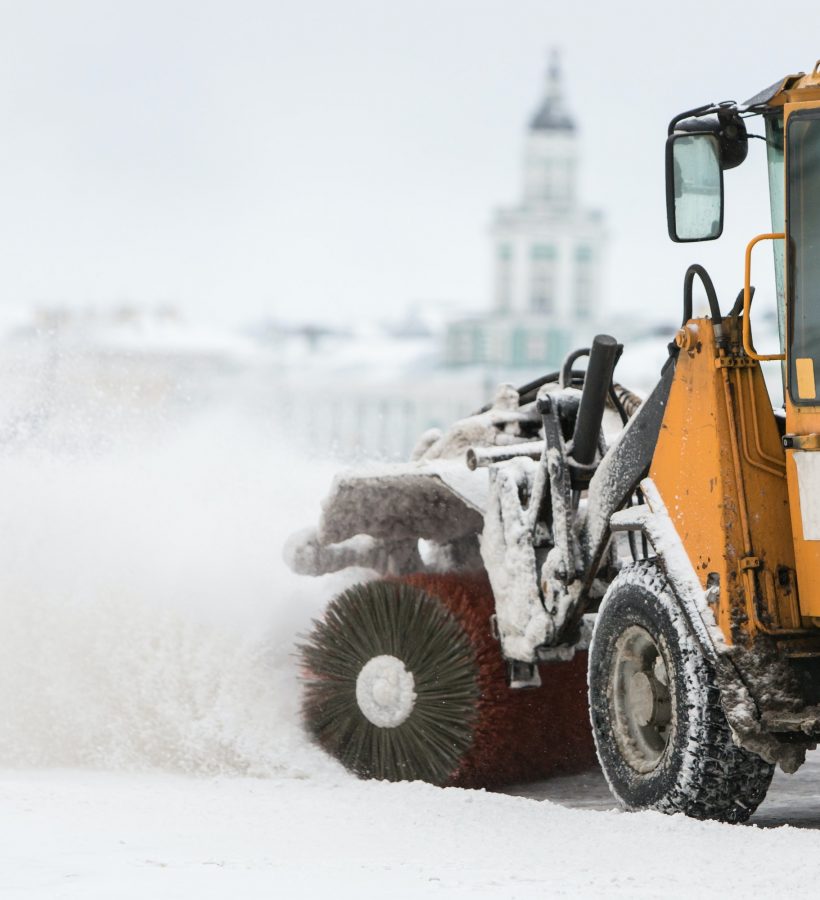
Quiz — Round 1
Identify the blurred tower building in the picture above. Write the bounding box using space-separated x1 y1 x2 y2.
446 52 607 368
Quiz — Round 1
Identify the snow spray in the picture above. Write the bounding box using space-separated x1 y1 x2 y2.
0 369 348 778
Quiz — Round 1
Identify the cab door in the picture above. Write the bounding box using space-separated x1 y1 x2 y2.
783 99 820 618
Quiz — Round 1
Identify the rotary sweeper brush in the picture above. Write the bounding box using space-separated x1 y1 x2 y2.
287 64 820 823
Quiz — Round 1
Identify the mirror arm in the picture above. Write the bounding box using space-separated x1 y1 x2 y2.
668 103 719 136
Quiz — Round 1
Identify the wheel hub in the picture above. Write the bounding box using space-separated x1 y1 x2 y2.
611 626 674 773
355 655 417 728
629 671 656 727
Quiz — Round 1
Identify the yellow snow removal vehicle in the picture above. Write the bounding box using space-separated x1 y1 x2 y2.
287 63 820 823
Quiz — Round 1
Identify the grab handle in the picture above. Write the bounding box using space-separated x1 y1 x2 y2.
743 232 785 362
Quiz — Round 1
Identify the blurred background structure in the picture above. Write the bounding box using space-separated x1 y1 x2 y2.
262 51 619 458
0 1 798 459
0 50 674 460
446 51 607 370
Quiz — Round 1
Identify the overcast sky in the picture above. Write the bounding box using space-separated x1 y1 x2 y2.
1 1 819 327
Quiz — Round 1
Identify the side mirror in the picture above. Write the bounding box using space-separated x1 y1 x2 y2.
666 132 724 242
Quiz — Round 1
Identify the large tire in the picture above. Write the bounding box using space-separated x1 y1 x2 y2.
301 572 597 787
588 560 773 823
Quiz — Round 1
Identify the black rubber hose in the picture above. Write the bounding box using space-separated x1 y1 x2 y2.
516 369 587 407
682 264 722 327
474 368 587 414
560 347 591 389
608 383 629 426
513 370 560 401
728 285 754 319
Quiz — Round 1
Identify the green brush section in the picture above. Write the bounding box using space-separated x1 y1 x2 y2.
300 581 480 784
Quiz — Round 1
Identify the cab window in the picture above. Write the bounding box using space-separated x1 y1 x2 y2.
788 109 820 403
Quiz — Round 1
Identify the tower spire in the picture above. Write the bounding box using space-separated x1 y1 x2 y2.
548 47 561 102
529 47 574 132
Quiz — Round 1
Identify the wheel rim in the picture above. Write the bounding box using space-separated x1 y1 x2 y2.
610 625 674 774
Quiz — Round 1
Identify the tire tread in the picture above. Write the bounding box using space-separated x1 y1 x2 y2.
590 560 773 823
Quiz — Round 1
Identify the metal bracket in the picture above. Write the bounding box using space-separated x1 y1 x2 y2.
489 613 499 641
507 661 542 690
783 433 820 451
715 356 756 369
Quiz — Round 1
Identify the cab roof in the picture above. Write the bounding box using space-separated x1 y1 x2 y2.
745 63 820 111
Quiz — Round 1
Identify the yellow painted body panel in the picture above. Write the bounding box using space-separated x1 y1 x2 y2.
650 318 800 644
764 66 820 108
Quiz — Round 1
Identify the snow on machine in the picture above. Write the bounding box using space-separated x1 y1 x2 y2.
287 65 820 823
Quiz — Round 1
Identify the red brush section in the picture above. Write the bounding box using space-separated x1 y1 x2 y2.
400 572 599 789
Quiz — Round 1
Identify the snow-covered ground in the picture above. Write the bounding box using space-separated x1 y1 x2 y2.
6 766 820 900
0 350 819 898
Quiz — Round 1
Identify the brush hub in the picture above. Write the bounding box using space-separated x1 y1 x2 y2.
356 655 417 728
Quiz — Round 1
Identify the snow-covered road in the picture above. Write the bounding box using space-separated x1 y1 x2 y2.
5 765 820 900
509 753 820 829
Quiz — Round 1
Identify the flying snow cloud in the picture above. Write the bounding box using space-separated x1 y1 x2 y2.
0 377 355 778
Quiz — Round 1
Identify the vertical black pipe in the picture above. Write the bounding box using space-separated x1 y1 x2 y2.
572 334 620 473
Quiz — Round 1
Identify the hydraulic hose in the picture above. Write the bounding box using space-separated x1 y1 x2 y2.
682 264 722 327
474 368 586 414
729 285 754 320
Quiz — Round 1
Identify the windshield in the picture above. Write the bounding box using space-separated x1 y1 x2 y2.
787 108 820 403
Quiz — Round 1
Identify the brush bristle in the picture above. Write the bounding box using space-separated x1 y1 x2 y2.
300 572 597 788
401 573 597 788
300 580 479 784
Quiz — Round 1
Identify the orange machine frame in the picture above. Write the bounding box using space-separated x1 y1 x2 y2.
650 317 805 645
